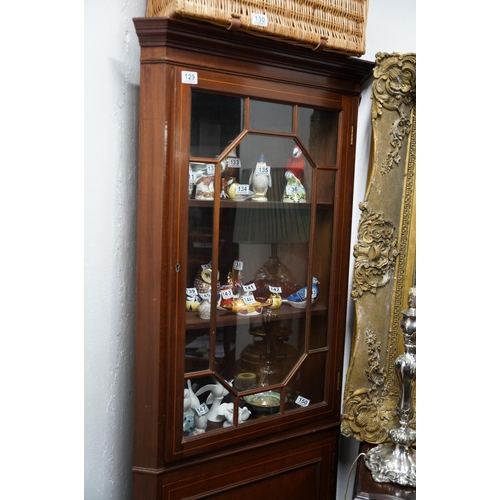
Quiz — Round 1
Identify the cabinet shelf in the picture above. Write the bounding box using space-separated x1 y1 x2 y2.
189 200 334 210
185 303 327 330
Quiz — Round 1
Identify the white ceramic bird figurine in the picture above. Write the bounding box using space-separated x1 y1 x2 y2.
282 277 320 309
217 403 251 427
195 380 231 423
249 154 272 202
187 380 208 433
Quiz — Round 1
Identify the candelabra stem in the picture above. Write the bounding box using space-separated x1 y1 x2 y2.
364 287 416 487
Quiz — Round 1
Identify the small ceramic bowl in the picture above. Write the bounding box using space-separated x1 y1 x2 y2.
244 391 281 416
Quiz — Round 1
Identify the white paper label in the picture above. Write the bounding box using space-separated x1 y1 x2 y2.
243 283 257 292
201 263 211 270
195 403 209 416
233 260 244 271
235 184 250 196
251 13 268 27
256 165 270 176
206 163 216 175
295 395 310 407
269 286 282 294
221 288 234 299
242 294 256 304
181 71 198 84
199 292 211 300
227 157 241 168
286 185 299 195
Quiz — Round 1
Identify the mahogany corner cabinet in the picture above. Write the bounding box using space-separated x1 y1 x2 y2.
132 16 374 500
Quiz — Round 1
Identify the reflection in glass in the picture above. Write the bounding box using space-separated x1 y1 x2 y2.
184 376 238 434
218 132 313 393
190 92 243 158
185 203 214 373
237 134 312 202
250 99 293 132
298 107 339 166
285 351 327 409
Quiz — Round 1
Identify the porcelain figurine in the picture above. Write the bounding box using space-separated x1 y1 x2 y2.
282 146 306 203
221 296 266 316
267 290 282 309
188 163 195 198
227 178 254 200
194 266 220 295
187 379 208 434
195 174 215 200
285 146 305 180
249 154 272 202
217 284 233 310
217 403 251 427
220 149 241 199
183 389 195 436
282 277 320 308
195 380 231 423
226 178 239 199
198 294 211 319
186 288 201 311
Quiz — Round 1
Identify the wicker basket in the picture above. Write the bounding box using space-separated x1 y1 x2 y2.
146 0 368 56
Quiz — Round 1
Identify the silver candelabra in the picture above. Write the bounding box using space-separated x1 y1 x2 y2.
364 287 416 487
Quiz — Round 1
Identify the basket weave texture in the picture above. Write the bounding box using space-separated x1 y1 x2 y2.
146 0 368 56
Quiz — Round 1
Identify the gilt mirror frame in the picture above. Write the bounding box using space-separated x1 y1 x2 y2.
341 52 416 444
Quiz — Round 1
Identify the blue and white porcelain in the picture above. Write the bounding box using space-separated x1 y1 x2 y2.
282 277 320 308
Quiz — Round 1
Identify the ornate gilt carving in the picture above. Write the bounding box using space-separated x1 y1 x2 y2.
371 52 416 175
372 52 416 116
341 53 416 443
341 330 393 443
351 203 399 300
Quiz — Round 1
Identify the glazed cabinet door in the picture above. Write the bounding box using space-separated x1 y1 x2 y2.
168 66 347 461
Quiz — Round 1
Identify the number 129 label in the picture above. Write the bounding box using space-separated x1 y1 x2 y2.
181 71 198 84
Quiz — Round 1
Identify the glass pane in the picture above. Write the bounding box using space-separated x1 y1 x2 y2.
215 133 313 404
250 99 293 133
310 169 336 350
285 351 327 412
184 90 341 433
183 375 236 437
185 204 214 373
190 92 243 158
298 107 339 166
236 134 312 203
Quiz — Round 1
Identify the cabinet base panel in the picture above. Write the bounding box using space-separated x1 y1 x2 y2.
133 430 337 500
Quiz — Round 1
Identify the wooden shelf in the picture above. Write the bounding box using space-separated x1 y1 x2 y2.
185 303 326 330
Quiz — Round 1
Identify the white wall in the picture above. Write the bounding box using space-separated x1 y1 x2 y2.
84 1 147 499
83 2 415 499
